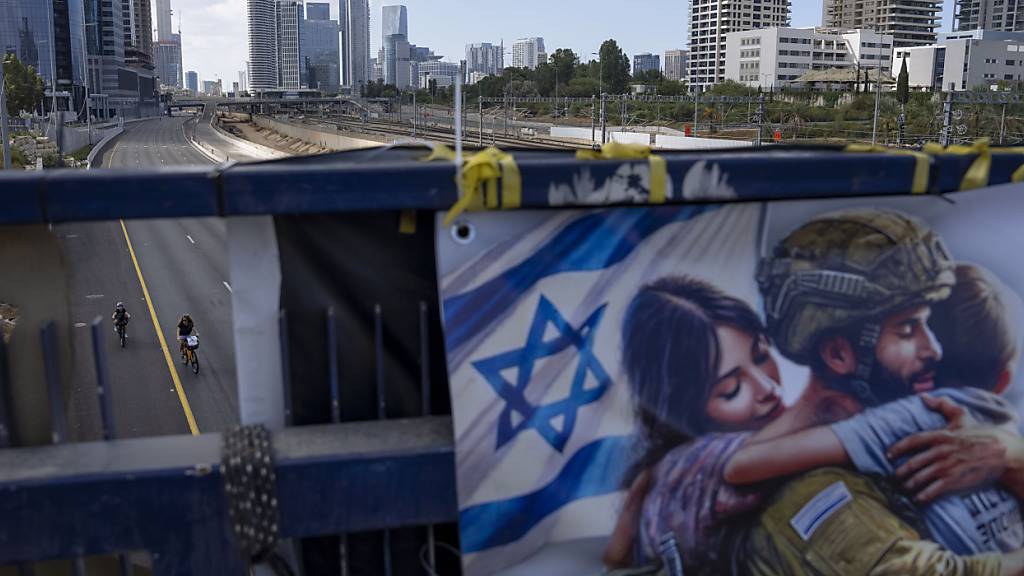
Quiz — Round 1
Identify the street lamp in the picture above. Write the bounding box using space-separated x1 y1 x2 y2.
82 22 99 144
592 51 606 143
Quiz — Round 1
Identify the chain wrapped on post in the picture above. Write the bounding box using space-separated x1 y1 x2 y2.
222 424 291 574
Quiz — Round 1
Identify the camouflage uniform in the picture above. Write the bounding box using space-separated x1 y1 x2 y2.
744 468 1002 576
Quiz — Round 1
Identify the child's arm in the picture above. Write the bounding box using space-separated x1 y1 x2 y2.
722 426 849 485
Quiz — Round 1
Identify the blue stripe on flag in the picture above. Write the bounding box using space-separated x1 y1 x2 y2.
458 434 634 553
443 205 720 352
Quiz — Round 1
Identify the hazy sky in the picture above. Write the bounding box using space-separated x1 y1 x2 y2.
170 0 958 85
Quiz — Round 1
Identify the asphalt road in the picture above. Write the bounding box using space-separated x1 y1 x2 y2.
62 115 240 440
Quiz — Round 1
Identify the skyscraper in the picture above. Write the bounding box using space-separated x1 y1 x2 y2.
300 3 341 92
247 0 278 90
381 5 407 37
511 37 545 69
152 0 182 89
154 38 182 88
381 5 410 88
0 0 87 112
122 0 153 68
276 0 302 89
465 43 503 77
186 69 199 93
689 0 788 89
342 0 370 91
306 2 329 20
823 0 939 47
155 0 173 40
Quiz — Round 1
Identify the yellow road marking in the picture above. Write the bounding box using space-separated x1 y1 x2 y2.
119 219 200 435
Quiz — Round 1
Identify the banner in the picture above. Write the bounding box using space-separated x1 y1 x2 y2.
437 184 1024 575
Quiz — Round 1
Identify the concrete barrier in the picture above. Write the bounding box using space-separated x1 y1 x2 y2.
252 116 381 151
212 118 284 160
85 126 124 169
550 126 594 140
610 132 652 145
654 134 753 150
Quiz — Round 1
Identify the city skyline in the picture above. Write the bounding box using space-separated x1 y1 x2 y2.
167 0 961 87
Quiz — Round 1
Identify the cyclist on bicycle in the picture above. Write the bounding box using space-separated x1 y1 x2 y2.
111 302 130 333
177 314 195 361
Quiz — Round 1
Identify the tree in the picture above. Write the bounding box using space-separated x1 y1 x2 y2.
3 54 45 116
896 59 909 106
549 48 577 86
598 39 630 95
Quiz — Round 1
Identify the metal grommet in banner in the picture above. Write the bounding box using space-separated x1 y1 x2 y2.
450 220 476 245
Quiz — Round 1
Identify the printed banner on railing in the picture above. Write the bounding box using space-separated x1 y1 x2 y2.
437 184 1024 575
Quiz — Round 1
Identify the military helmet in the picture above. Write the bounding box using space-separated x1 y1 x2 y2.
757 208 955 366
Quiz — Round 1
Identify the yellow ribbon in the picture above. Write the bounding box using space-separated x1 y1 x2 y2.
844 143 931 194
576 142 668 203
437 147 522 227
923 139 992 191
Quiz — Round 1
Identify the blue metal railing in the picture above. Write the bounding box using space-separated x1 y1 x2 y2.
1 144 1023 573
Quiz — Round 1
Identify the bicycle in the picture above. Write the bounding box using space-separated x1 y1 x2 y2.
115 322 127 348
181 334 200 375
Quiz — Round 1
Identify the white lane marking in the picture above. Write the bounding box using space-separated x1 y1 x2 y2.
222 281 233 293
186 234 195 244
86 294 105 299
74 322 87 328
65 234 79 238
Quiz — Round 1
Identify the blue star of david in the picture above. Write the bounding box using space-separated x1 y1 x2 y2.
472 295 611 453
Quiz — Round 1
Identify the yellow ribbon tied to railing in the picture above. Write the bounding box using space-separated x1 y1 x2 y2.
844 143 931 195
923 139 992 191
437 146 522 227
576 142 668 204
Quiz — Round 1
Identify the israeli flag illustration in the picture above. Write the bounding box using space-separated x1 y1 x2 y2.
437 202 765 575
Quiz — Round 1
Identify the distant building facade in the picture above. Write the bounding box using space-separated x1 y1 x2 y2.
300 3 341 93
724 27 893 87
894 30 1024 91
664 49 688 80
633 53 661 75
512 37 546 69
466 42 503 77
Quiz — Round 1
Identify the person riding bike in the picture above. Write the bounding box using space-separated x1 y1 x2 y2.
111 302 130 334
177 314 195 361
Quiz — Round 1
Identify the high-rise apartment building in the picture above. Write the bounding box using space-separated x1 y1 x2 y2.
689 0 789 89
276 0 302 89
664 49 688 81
512 37 546 69
633 53 660 75
186 70 199 93
466 42 503 77
823 0 940 47
247 0 278 90
955 0 1024 31
301 3 341 92
342 0 370 91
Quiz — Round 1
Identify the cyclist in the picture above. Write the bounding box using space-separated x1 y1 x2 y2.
111 302 130 336
177 314 195 362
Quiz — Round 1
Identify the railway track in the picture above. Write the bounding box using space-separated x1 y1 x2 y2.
298 114 581 151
